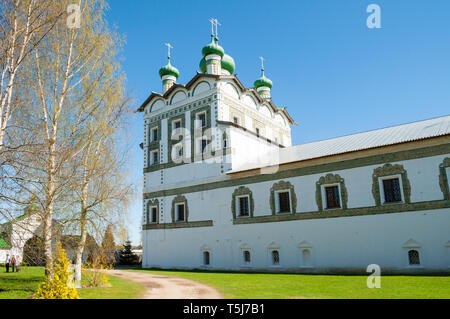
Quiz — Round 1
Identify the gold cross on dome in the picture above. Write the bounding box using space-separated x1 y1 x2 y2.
164 43 173 58
214 19 221 39
259 56 265 71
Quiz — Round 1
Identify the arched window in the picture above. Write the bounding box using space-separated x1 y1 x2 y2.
408 250 420 265
302 249 312 267
203 251 210 265
272 250 280 265
243 250 251 263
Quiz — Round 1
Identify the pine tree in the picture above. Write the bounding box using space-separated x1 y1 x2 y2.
101 225 116 265
118 240 140 265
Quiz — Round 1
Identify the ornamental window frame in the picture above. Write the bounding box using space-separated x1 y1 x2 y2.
269 181 297 216
267 242 281 267
175 203 185 222
240 244 252 267
150 150 159 166
149 206 158 224
145 199 159 225
379 174 404 204
322 183 342 210
275 189 292 214
171 195 189 223
231 186 254 219
237 195 250 217
315 174 348 211
196 111 207 128
372 164 411 206
439 158 450 200
402 239 423 268
150 127 159 142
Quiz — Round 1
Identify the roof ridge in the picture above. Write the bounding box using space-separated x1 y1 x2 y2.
292 114 450 147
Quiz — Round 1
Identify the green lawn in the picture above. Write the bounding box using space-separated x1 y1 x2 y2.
0 266 146 299
2 266 449 299
131 268 450 299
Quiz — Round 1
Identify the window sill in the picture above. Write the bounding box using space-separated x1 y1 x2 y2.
324 207 342 211
383 201 404 205
406 264 423 269
240 263 252 268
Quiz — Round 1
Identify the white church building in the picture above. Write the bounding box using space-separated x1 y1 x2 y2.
138 25 450 274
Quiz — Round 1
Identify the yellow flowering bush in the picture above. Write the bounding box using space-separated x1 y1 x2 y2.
82 251 112 287
34 242 79 299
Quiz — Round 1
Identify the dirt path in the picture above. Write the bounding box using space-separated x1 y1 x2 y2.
107 270 224 299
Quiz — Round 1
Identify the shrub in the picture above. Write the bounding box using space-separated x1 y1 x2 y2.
82 252 112 287
34 242 79 299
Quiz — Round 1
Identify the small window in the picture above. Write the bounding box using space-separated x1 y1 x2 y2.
302 249 312 267
325 185 340 209
278 191 291 213
173 120 182 130
151 127 158 142
151 207 157 223
272 250 280 265
233 116 240 125
197 112 206 127
255 127 260 137
203 251 210 265
243 250 251 263
151 151 159 165
383 178 402 203
174 145 183 159
201 139 207 153
408 250 420 265
176 204 185 221
238 196 249 217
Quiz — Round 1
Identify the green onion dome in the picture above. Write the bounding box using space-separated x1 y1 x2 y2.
221 53 235 74
159 59 179 79
202 36 224 58
254 73 273 89
199 57 207 73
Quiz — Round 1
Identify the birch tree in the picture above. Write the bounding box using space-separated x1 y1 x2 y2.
0 0 62 223
17 0 129 275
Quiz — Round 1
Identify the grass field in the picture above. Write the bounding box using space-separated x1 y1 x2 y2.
0 267 146 299
1 266 449 299
132 268 450 299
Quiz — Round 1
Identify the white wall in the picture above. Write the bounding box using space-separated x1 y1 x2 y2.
143 153 450 273
143 209 450 272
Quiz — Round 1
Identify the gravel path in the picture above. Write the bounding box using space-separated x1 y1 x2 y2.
107 270 224 299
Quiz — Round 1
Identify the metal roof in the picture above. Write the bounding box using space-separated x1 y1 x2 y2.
228 115 450 174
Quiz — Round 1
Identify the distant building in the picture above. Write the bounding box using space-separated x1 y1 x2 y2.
0 209 99 265
0 210 41 263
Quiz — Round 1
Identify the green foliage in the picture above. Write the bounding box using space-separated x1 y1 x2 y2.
118 240 140 265
82 252 112 288
101 225 116 265
33 242 79 299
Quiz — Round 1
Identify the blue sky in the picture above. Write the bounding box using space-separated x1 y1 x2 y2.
105 0 450 245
